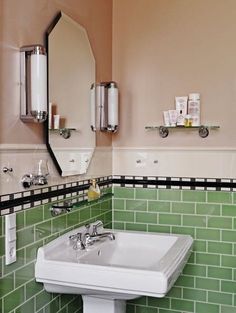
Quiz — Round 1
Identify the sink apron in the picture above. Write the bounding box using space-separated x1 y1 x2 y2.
82 295 126 313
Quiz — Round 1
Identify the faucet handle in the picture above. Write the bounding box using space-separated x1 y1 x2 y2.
85 224 91 234
92 221 103 236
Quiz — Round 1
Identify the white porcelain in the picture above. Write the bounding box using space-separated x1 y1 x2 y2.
35 223 193 312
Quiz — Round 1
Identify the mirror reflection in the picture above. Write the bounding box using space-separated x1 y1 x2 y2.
47 12 96 176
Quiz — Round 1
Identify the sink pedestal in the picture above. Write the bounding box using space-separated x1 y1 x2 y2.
82 296 126 313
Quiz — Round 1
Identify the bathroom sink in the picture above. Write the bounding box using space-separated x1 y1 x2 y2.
35 221 193 313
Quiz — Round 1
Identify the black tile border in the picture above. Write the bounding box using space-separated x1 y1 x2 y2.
112 175 236 191
1 175 236 216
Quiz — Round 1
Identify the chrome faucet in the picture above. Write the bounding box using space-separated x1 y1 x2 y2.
84 232 115 247
69 221 115 250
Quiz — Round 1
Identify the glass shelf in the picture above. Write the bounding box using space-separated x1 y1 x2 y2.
49 128 76 139
145 125 220 138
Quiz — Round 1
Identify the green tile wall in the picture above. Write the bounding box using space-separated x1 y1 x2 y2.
0 193 112 313
113 186 236 313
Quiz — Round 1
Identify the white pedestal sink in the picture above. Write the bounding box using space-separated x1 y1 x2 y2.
35 221 193 313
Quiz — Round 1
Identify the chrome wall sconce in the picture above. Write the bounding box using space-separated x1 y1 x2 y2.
20 45 47 123
90 81 119 132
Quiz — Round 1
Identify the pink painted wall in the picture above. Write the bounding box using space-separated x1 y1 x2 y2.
0 0 112 145
112 0 236 147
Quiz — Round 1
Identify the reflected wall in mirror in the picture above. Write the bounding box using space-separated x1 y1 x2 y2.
47 12 96 176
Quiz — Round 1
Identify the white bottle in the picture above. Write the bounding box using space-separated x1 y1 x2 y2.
188 93 200 126
176 109 185 126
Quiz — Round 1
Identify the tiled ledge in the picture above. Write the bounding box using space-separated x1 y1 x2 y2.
0 176 112 216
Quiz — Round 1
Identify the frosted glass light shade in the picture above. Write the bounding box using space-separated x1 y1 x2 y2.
108 84 118 129
30 53 47 118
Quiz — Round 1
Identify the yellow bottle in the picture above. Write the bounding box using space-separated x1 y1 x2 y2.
88 179 101 202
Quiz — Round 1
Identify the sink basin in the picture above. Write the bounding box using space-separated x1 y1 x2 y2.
35 221 193 313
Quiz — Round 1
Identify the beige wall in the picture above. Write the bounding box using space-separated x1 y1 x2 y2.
112 0 236 148
0 0 112 145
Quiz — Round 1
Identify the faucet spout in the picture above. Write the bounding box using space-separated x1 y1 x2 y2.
84 232 115 246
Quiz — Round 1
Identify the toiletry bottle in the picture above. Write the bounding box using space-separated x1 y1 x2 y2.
88 179 101 202
176 110 185 126
188 93 200 126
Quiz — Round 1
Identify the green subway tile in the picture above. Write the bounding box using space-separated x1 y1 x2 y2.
126 304 135 313
3 286 25 313
114 210 134 222
183 215 207 227
91 203 101 218
159 214 181 225
222 205 236 216
148 201 170 213
193 240 206 252
16 211 25 230
183 264 207 277
15 262 34 288
183 288 206 301
208 241 232 254
25 206 43 226
25 280 43 299
0 216 2 236
196 277 220 291
158 190 181 201
67 211 80 227
196 203 221 216
136 188 157 200
113 199 125 210
196 228 220 240
0 236 4 257
148 297 170 308
80 207 90 221
208 191 232 204
3 248 25 275
221 281 236 293
113 222 125 230
208 216 232 229
136 212 157 224
0 273 14 297
36 290 52 311
114 187 134 199
175 275 194 287
222 255 236 268
221 305 236 313
171 202 195 214
196 302 219 313
43 203 54 220
196 252 220 266
148 224 170 233
60 294 76 307
136 307 157 313
44 297 60 313
171 299 194 312
208 266 232 280
126 199 147 211
52 215 66 233
125 223 147 231
208 291 232 305
101 199 111 212
171 226 195 237
35 220 52 241
166 287 182 299
182 190 206 202
222 230 236 242
15 298 34 313
17 226 34 249
26 240 43 263
159 310 179 313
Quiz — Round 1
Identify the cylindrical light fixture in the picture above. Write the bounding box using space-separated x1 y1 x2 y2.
107 82 118 132
20 45 47 123
30 46 47 122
